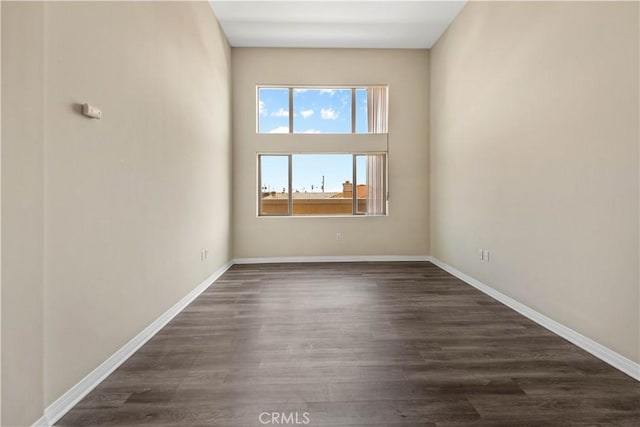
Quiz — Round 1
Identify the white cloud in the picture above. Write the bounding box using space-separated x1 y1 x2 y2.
259 100 266 116
268 126 289 134
319 89 335 95
300 109 314 119
294 89 308 93
270 108 289 118
303 129 322 134
320 108 338 120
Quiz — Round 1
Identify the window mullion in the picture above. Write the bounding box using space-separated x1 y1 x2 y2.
257 155 263 215
288 88 293 133
352 154 357 215
351 88 356 133
288 154 293 215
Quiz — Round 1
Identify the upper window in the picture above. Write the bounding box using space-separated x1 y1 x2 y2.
257 86 388 134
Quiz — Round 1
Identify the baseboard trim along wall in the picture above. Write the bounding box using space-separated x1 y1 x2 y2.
429 257 640 382
39 261 234 427
232 255 431 264
31 416 49 427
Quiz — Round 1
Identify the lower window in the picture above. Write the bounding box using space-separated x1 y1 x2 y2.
258 153 387 216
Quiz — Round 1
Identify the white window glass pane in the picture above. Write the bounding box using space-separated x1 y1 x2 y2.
293 89 352 134
258 88 289 133
355 89 368 134
260 155 289 215
292 154 353 215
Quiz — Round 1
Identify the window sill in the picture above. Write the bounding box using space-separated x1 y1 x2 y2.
257 214 388 219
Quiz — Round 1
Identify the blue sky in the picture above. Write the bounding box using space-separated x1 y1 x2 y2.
258 88 368 134
261 154 367 193
258 88 369 193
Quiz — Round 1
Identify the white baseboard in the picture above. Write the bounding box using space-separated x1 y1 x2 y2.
31 415 49 427
232 255 430 264
429 257 640 382
39 261 233 427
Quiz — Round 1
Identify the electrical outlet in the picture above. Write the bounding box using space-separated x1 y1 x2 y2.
484 250 490 262
336 232 342 241
479 249 484 260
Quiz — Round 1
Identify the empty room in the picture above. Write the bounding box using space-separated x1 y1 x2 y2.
1 0 639 426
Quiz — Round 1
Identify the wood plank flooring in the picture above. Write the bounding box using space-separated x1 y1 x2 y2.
58 262 640 426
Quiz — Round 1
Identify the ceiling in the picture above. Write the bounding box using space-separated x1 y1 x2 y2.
208 1 467 49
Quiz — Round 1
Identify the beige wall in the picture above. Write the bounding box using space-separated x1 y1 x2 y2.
1 2 45 424
232 48 429 258
430 1 639 363
2 2 638 425
1 1 232 425
0 1 3 418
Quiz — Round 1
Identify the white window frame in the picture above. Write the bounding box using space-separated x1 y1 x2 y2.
256 85 388 135
257 152 388 217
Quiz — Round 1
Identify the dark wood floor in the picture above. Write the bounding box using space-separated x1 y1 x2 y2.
58 262 640 426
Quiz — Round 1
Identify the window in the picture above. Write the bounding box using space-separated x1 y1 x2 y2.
257 85 389 217
257 86 388 134
259 155 290 215
259 154 387 216
355 88 368 133
258 88 289 133
293 89 352 134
